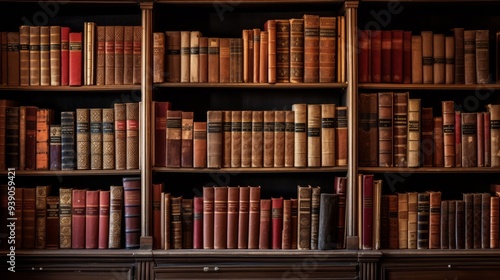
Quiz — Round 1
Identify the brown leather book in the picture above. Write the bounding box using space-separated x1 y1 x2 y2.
335 106 348 166
237 186 250 249
289 19 303 83
241 110 252 167
259 199 272 249
448 199 456 249
0 100 17 169
391 30 403 83
397 192 408 249
275 20 290 83
231 110 242 167
181 111 194 167
484 112 490 167
219 38 230 83
5 107 19 169
153 101 169 167
481 193 491 249
284 111 295 167
165 110 182 167
421 31 433 84
109 185 123 249
170 196 182 249
247 30 254 83
319 17 336 83
180 31 190 83
393 92 408 167
19 106 26 170
445 36 455 84
49 124 61 170
243 30 250 83
403 31 412 84
378 92 393 167
14 188 23 248
19 26 29 86
1 32 6 85
310 186 321 250
307 105 321 167
381 30 392 83
181 198 193 249
297 185 312 250
417 192 430 249
161 192 172 249
227 187 239 249
411 35 423 83
213 186 228 249
369 30 381 83
29 27 40 86
359 93 378 167
455 111 462 167
102 108 115 170
126 103 139 170
433 117 444 167
114 103 126 170
259 31 268 83
318 193 338 250
463 193 473 249
292 104 307 167
229 39 236 82
203 186 214 249
98 190 110 249
123 26 134 85
253 29 260 83
45 195 59 249
133 26 142 84
320 104 335 167
433 34 445 84
407 99 421 167
334 177 346 248
199 36 208 83
490 196 499 248
104 26 115 85
190 31 201 83
456 200 465 249
193 196 203 249
273 111 285 167
462 113 478 167
488 104 500 167
35 185 50 249
153 183 163 249
90 108 103 170
58 188 72 249
251 111 264 167
291 198 299 249
248 186 261 249
440 200 449 249
477 112 484 167
222 110 232 167
166 31 180 83
36 108 53 170
76 108 90 170
40 27 50 86
263 110 275 167
453 28 465 84
303 14 319 83
193 122 207 168
123 177 141 249
407 192 418 249
421 107 434 167
387 194 398 249
153 32 165 83
464 30 476 84
473 193 482 249
85 190 99 249
71 189 86 249
114 25 124 85
265 20 276 84
96 26 105 85
282 199 292 249
208 37 220 83
207 110 222 168
476 30 489 84
22 188 36 249
428 191 441 249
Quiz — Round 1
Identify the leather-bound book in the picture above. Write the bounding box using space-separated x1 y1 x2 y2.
318 193 338 250
96 26 105 85
456 200 465 249
153 32 165 83
29 27 40 85
463 193 473 249
259 31 268 83
227 187 239 249
310 186 321 250
61 111 75 171
104 26 115 85
1 32 6 85
251 111 264 167
0 100 16 169
199 36 208 83
378 92 393 167
290 198 298 249
381 30 392 83
362 175 375 250
219 38 230 83
453 28 465 84
319 16 336 83
153 101 169 167
455 111 462 167
411 35 423 83
263 110 275 167
68 32 82 86
241 110 252 167
58 188 72 249
222 111 231 167
292 104 307 167
207 111 222 168
476 30 489 84
237 186 250 249
440 200 449 249
242 30 250 83
170 196 182 249
484 112 491 167
421 31 433 84
464 30 476 84
193 122 207 168
35 185 50 249
71 189 86 249
123 26 134 85
229 39 237 82
447 199 456 249
303 15 319 83
284 111 295 167
388 194 399 249
76 108 90 170
445 36 455 84
165 110 182 167
373 180 382 250
481 193 491 249
397 192 408 249
403 31 412 84
433 117 444 167
162 193 172 249
49 125 61 170
473 193 482 249
126 103 139 169
321 104 335 167
490 196 499 248
214 186 228 249
20 107 26 170
98 190 110 249
477 112 484 167
461 113 478 167
253 28 261 83
180 31 190 83
14 188 23 248
282 199 292 249
190 31 201 83
428 191 441 249
5 107 19 169
289 19 303 83
235 38 243 82
133 26 142 84
331 177 346 249
248 186 261 249
36 108 53 170
335 106 348 166
407 192 418 249
265 20 276 84
393 92 408 167
442 101 456 167
109 185 123 249
90 109 103 170
45 196 59 249
337 16 346 83
433 34 445 84
407 99 421 167
208 37 220 83
102 108 115 169
258 199 271 249
417 192 430 249
152 183 163 249
40 27 50 86
181 198 193 249
274 111 285 167
203 186 214 249
276 20 290 83
297 185 312 250
181 111 194 167
193 196 203 249
370 30 382 83
61 27 70 85
114 103 126 169
85 190 99 249
307 105 321 167
231 110 242 167
391 30 403 83
421 107 433 167
166 31 180 83
22 188 36 249
19 26 29 86
123 177 141 249
83 23 95 85
488 104 500 167
359 93 378 167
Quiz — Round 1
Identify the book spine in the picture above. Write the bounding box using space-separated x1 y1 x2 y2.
251 111 263 167
153 32 165 83
35 185 50 249
96 26 105 85
462 113 478 167
193 196 203 249
49 124 61 170
221 111 231 168
123 26 134 85
85 190 99 249
318 193 338 250
61 111 75 170
126 103 139 169
335 107 348 166
123 177 141 249
19 26 29 86
1 32 6 85
263 111 275 167
109 185 123 249
180 31 191 83
285 111 295 167
152 183 162 249
214 187 228 249
266 20 276 84
397 192 408 249
289 19 303 83
36 109 52 170
403 31 412 84
45 196 59 249
453 28 465 84
476 30 490 84
378 92 393 167
40 27 50 86
181 111 194 168
90 108 103 170
463 193 473 249
334 177 347 248
207 111 222 168
307 105 321 167
484 112 491 167
237 186 250 249
71 189 86 249
297 185 312 250
69 32 82 86
193 122 207 168
133 26 142 84
170 196 182 249
105 26 115 85
407 99 421 167
477 112 484 167
442 100 455 167
203 186 214 249
407 192 418 249
276 20 290 83
58 188 71 248
433 117 444 167
393 92 408 167
14 186 23 248
448 199 456 249
417 192 430 249
220 38 230 83
319 17 336 83
445 36 455 84
165 31 181 83
29 27 40 86
359 93 378 167
259 199 272 249
49 26 61 86
199 37 208 83
440 200 449 249
5 107 19 169
162 193 171 249
321 104 335 167
259 31 268 83
388 194 399 249
391 30 403 83
282 199 292 249
102 108 115 169
310 187 321 250
303 15 319 83
411 35 423 83
428 191 442 249
490 196 499 249
22 188 35 248
83 23 95 85
7 32 20 85
456 200 465 249
481 193 491 249
248 186 261 249
76 108 90 170
98 190 110 249
421 31 433 84
181 198 193 249
433 34 445 84
241 110 253 167
61 27 70 86
227 187 239 249
464 30 476 84
189 31 200 83
231 111 242 167
455 111 462 167
292 104 307 167
473 193 482 249
274 111 285 167
371 31 382 83
488 105 500 167
165 110 182 167
381 30 392 83
208 37 220 83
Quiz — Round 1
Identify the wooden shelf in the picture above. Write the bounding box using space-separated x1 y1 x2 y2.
0 85 141 91
381 249 500 257
358 167 500 174
154 82 347 89
1 169 141 176
153 167 347 173
156 0 344 4
4 249 145 257
152 249 358 258
0 0 139 3
358 83 500 90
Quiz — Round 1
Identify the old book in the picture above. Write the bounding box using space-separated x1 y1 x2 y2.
441 101 455 167
193 196 203 249
165 110 182 167
462 113 478 167
68 32 82 86
39 27 50 86
193 122 207 168
433 34 445 84
241 110 252 167
321 104 335 166
428 191 441 249
203 186 214 249
359 93 378 167
397 192 408 249
421 108 433 167
0 100 16 169
289 19 303 83
411 35 422 83
370 180 381 250
291 198 299 249
235 39 243 82
258 199 271 249
199 37 208 83
0 32 6 85
473 193 482 249
303 15 319 83
61 27 70 85
393 92 408 167
269 197 283 249
453 28 465 84
464 30 476 84
22 188 36 248
29 27 40 85
102 108 115 169
407 192 418 249
421 31 433 84
60 111 74 171
292 104 307 167
248 186 261 249
387 194 398 249
456 200 465 249
378 92 393 167
213 187 228 249
298 185 312 250
227 187 239 249
274 111 285 167
282 199 292 249
170 196 182 249
58 188 72 248
476 30 489 83
456 111 462 167
85 190 99 249
181 111 194 167
251 111 264 167
335 106 348 166
89 108 103 170
19 107 26 170
166 31 180 83
434 117 444 167
153 101 169 167
181 198 193 249
445 36 455 84
49 125 61 170
133 26 141 84
447 199 456 249
126 103 139 169
231 111 242 167
162 193 172 249
237 186 250 249
463 193 473 249
5 107 19 169
71 189 86 249
36 108 53 170
76 108 90 170
491 196 499 249
337 16 346 83
19 25 29 86
153 32 165 83
285 111 295 167
35 185 50 249
253 29 261 83
123 177 141 249
123 26 134 84
263 110 275 167
14 188 22 248
334 177 346 248
487 104 500 167
207 111 222 168
391 30 403 83
222 111 231 168
109 185 123 249
481 193 491 249
259 31 268 83
407 99 421 167
95 26 105 85
381 30 392 83
208 37 219 83
310 186 321 250
190 31 201 82
276 20 290 83
417 192 430 249
307 105 321 167
230 39 237 82
83 23 95 85
477 113 484 167
403 31 412 83
367 30 380 83
219 38 230 83
319 17 336 82
103 26 115 85
98 190 110 249
153 183 163 249
318 193 338 250
243 30 250 83
440 200 449 249
180 31 190 83
484 112 491 167
45 195 59 249
265 20 276 84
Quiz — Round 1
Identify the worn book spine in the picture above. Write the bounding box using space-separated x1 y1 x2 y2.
297 185 312 250
190 31 201 83
391 30 403 83
463 193 473 249
114 103 126 169
335 106 348 166
13 186 23 248
199 36 208 83
490 196 499 249
273 111 285 167
170 196 182 249
476 30 490 84
464 30 476 84
85 190 99 249
417 192 430 249
321 104 335 167
109 185 123 249
241 110 252 167
123 177 141 249
133 26 142 84
153 101 169 167
421 31 433 84
433 117 444 167
484 112 491 167
303 15 319 83
318 193 338 250
180 31 190 83
259 31 268 83
214 186 228 249
477 112 484 167
285 111 295 167
292 104 307 167
207 111 222 168
407 99 421 167
243 30 250 82
29 27 40 86
22 188 35 248
19 26 29 86
19 107 26 170
227 187 239 249
251 111 264 167
49 125 61 170
368 30 380 83
126 103 139 169
58 188 72 248
289 19 303 83
237 186 250 249
281 199 292 249
428 191 442 249
393 92 408 167
248 186 261 249
266 20 276 84
397 192 407 249
153 32 165 83
103 26 115 85
407 192 418 249
181 111 194 168
381 30 392 83
231 111 242 167
123 26 134 85
203 186 214 249
221 111 231 168
253 29 261 83
310 186 321 250
378 92 393 167
193 122 207 168
96 26 105 85
359 93 378 167
165 110 182 167
76 108 90 170
208 37 219 83
71 189 86 249
447 199 456 249
319 16 336 83
36 109 52 170
453 28 465 84
5 107 19 169
488 104 500 167
46 195 59 249
258 199 271 249
263 111 275 167
307 105 321 167
481 193 491 249
433 34 445 84
97 190 110 249
90 108 103 170
372 180 382 250
219 38 230 83
442 101 455 167
152 183 162 249
276 20 290 83
473 193 482 249
35 185 50 249
440 200 449 249
403 31 412 83
102 108 115 169
334 177 346 248
461 113 478 167
181 198 193 249
1 32 6 85
445 36 455 84
456 200 465 249
40 27 50 86
162 193 171 249
411 35 423 83
165 31 180 83
60 27 70 86
193 196 203 249
6 32 20 85
83 23 95 85
455 111 462 167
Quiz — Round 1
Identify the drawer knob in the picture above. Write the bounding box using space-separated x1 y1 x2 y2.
214 267 220 271
203 267 209 272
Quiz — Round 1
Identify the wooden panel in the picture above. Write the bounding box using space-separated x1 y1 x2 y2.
385 268 500 280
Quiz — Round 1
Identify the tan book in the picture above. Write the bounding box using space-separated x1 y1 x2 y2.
133 26 142 85
253 29 261 83
243 29 250 83
90 108 103 170
421 31 433 84
76 108 90 170
407 99 421 167
397 193 408 249
190 31 201 83
126 102 139 170
251 111 264 167
153 32 165 83
373 180 383 250
411 35 423 83
19 25 30 86
337 16 346 83
181 111 194 168
180 31 190 83
114 103 127 170
29 27 40 86
445 36 455 84
166 31 181 83
335 106 348 166
231 111 242 167
220 38 230 83
293 104 307 167
199 37 208 83
259 31 268 83
274 111 285 167
241 110 252 167
208 37 220 83
40 27 50 86
407 192 418 249
59 188 72 248
222 110 231 168
193 122 207 168
464 30 476 84
289 19 304 83
378 92 393 167
307 104 321 167
85 23 95 85
487 104 500 167
433 34 445 84
105 26 115 85
96 26 105 85
102 108 115 170
319 16 336 83
263 111 275 167
123 26 134 85
207 111 222 168
285 110 295 167
35 185 51 249
321 104 335 167
266 20 276 84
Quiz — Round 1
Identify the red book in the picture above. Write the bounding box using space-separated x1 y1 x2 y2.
237 186 250 249
203 186 214 249
271 197 283 249
391 30 403 83
371 30 382 83
214 186 228 249
71 189 86 249
154 101 171 167
358 30 370 83
61 27 70 86
98 190 110 249
193 196 203 249
403 31 412 84
362 174 374 249
381 31 392 83
153 183 163 249
455 111 462 167
477 112 484 167
484 112 491 167
25 106 38 170
259 199 271 249
69 32 82 86
123 177 141 249
248 186 261 249
85 190 99 249
227 187 239 249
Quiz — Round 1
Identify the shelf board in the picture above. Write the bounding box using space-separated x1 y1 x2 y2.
1 169 141 176
0 85 141 92
156 0 344 4
0 0 139 3
152 249 358 258
154 82 347 89
381 249 500 258
153 167 347 173
3 249 148 258
358 83 500 90
358 167 500 174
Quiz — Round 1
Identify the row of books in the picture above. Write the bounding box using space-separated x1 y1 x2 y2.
0 24 141 87
358 29 494 84
359 174 500 250
359 93 500 168
153 102 348 168
0 177 140 250
155 14 346 84
0 100 140 171
153 177 347 250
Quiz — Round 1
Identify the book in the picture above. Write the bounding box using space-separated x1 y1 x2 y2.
335 106 348 166
381 30 392 83
237 186 250 249
199 36 208 82
96 26 105 85
58 188 72 249
285 110 295 167
428 191 441 249
22 188 36 249
307 105 321 167
241 110 252 167
36 108 53 170
207 111 222 168
334 176 346 248
248 186 261 249
273 111 285 167
68 32 82 86
102 108 115 170
282 199 292 249
259 199 272 249
303 15 319 83
421 31 433 84
207 37 219 83
227 187 239 249
19 106 26 170
491 196 499 249
126 103 139 169
35 185 50 249
403 31 412 84
481 193 491 249
476 30 489 84
297 185 312 250
407 99 421 167
263 111 275 167
271 197 283 249
231 111 242 167
98 190 110 249
266 20 276 84
124 26 134 85
219 37 230 83
203 186 214 249
153 101 169 167
84 23 95 85
193 122 207 168
61 111 75 170
310 186 321 250
387 195 398 249
318 16 336 83
463 193 474 249
433 117 444 167
19 25 29 86
222 110 231 168
462 113 478 167
170 196 182 249
214 186 228 249
181 198 193 249
318 193 338 250
442 101 455 167
153 32 165 83
251 111 264 167
181 111 194 168
109 185 123 249
487 104 500 167
153 183 163 249
76 108 90 170
49 125 61 170
484 112 491 167
417 192 430 249
321 104 335 167
14 188 23 248
29 27 40 86
289 19 304 83
421 107 434 167
445 36 455 84
85 190 99 249
275 20 290 83
371 31 382 83
448 199 456 249
411 35 423 83
359 93 378 167
455 111 462 167
259 31 268 83
433 34 445 84
477 112 484 167
71 189 86 249
397 192 408 249
407 192 418 249
453 28 465 84
440 200 449 249
456 200 465 249
162 193 171 249
193 196 203 249
393 92 408 167
90 108 103 170
133 26 142 84
40 26 50 86
292 104 307 167
5 107 19 169
391 30 403 83
46 195 59 249
190 31 201 83
165 31 181 83
464 30 476 84
378 92 393 167
61 27 70 86
123 177 141 249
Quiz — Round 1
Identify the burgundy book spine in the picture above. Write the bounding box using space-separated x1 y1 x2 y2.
85 190 99 249
358 30 370 83
371 30 381 83
227 187 239 249
154 102 171 167
123 177 141 249
362 174 374 249
71 189 86 249
193 196 203 249
153 183 163 249
237 186 250 249
271 197 283 249
61 27 70 86
442 101 456 167
214 186 228 249
455 111 462 167
381 30 392 83
484 112 491 167
334 176 347 248
98 190 110 249
25 106 38 170
391 30 403 83
259 199 271 249
248 186 261 249
69 32 82 86
403 31 412 84
421 107 434 167
203 187 214 249
477 112 484 167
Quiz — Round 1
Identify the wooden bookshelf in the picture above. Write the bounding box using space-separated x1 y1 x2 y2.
155 82 348 89
153 167 348 173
